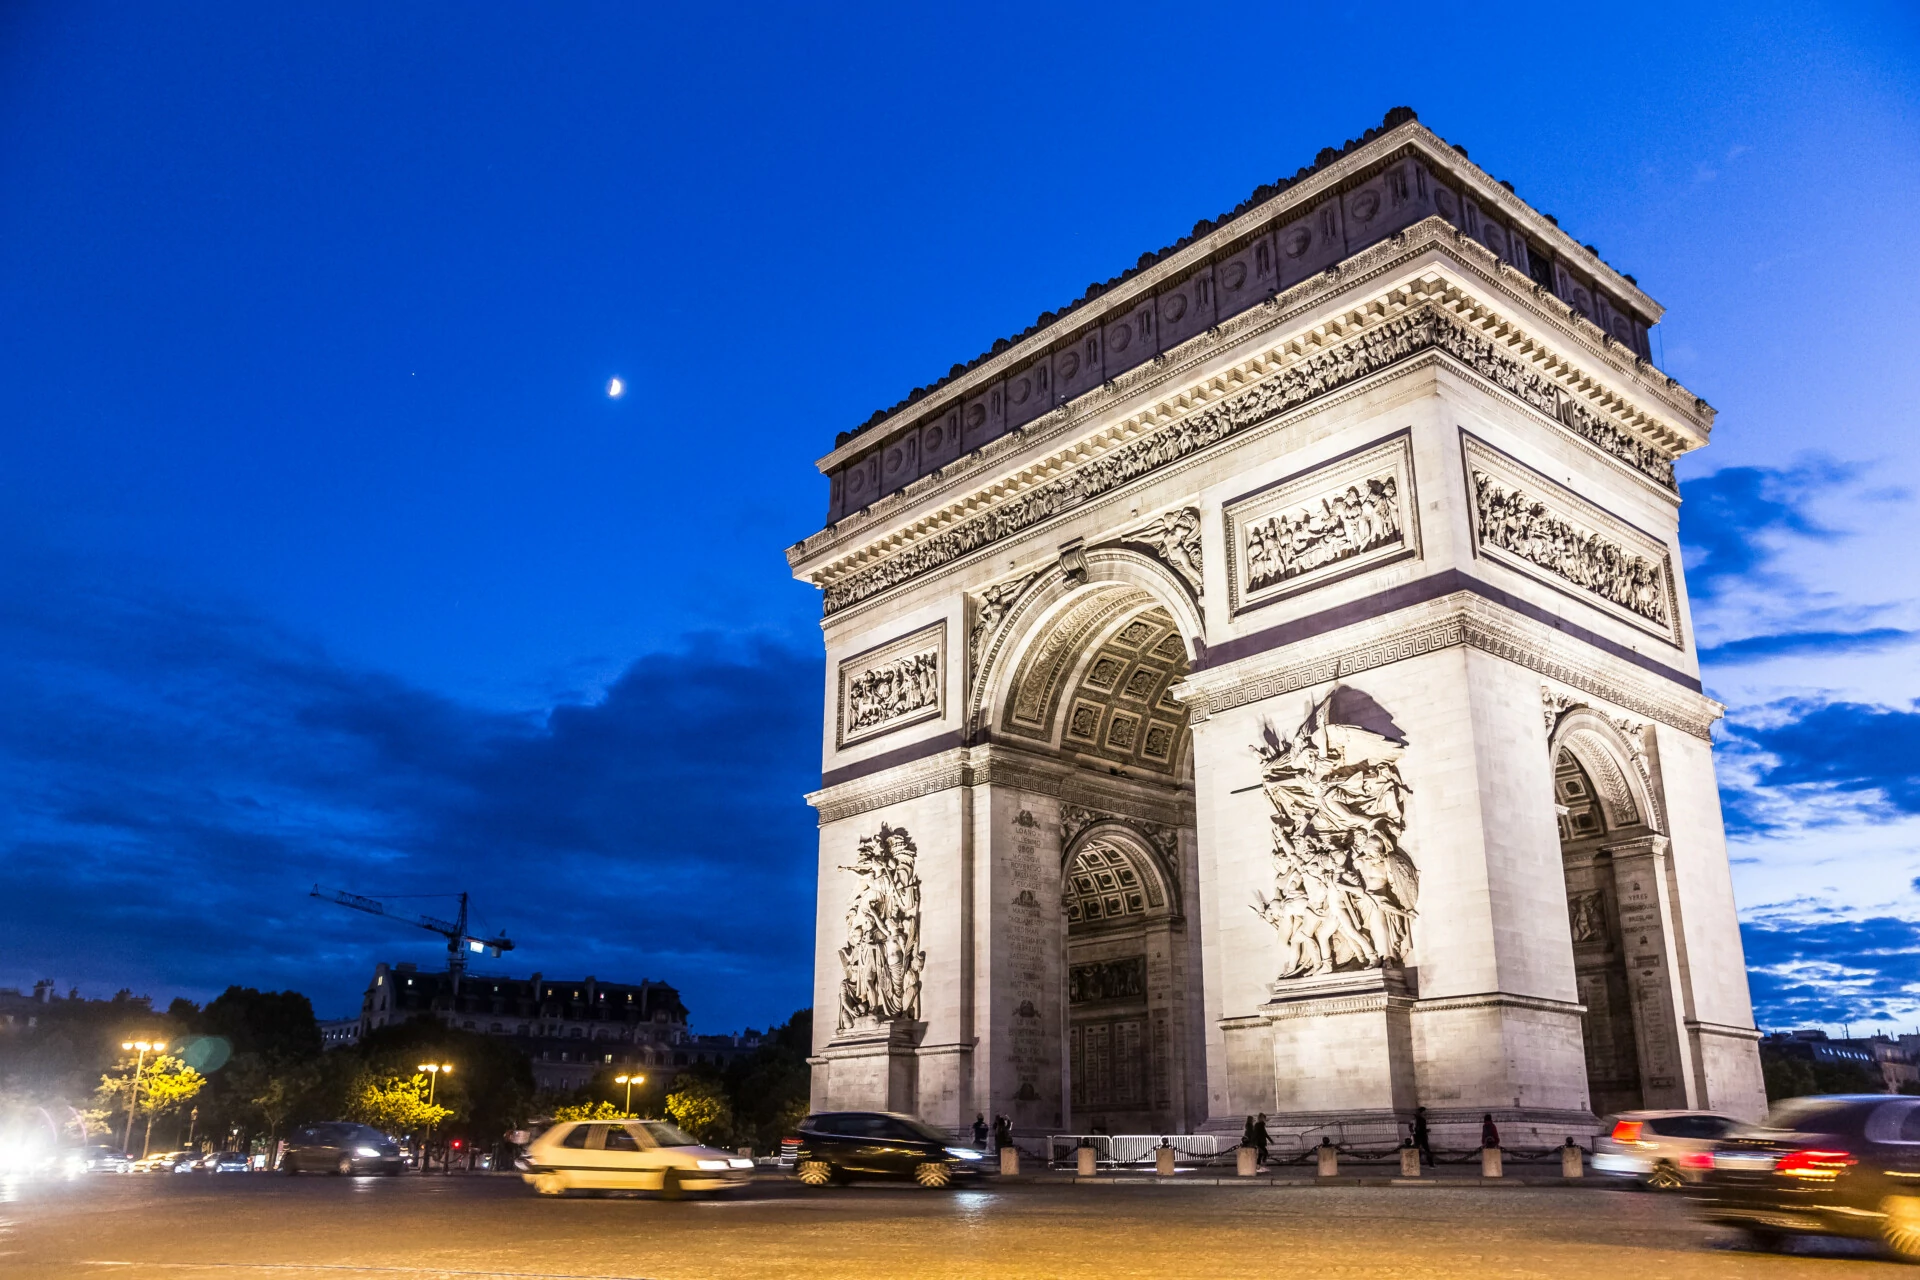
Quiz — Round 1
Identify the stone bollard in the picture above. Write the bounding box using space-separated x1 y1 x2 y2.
1481 1146 1503 1178
1237 1146 1258 1177
1077 1145 1097 1177
1561 1139 1583 1178
1317 1138 1338 1178
1399 1143 1420 1178
1155 1143 1176 1176
1000 1145 1020 1177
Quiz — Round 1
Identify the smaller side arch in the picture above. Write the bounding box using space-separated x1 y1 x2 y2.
1062 819 1182 922
1549 708 1662 834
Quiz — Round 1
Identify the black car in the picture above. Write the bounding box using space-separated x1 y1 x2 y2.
280 1123 405 1176
789 1111 987 1188
1687 1094 1920 1261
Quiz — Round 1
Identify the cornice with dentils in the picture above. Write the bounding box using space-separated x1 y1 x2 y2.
814 118 1671 476
788 219 1712 582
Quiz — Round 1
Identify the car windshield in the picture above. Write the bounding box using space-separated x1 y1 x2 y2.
632 1121 700 1148
892 1117 951 1142
1756 1098 1856 1134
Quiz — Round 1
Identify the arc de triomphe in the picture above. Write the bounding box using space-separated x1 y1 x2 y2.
788 108 1766 1147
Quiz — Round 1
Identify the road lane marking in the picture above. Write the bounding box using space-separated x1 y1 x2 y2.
85 1265 662 1279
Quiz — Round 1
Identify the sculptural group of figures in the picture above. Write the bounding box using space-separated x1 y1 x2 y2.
847 651 939 730
1244 476 1400 591
837 824 926 1029
1471 471 1667 624
1251 690 1420 978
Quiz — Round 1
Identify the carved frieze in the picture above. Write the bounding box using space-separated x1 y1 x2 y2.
1465 434 1680 646
1251 686 1419 980
836 621 945 750
1223 432 1418 615
819 304 1676 616
835 823 926 1030
1069 956 1147 1004
1568 891 1607 944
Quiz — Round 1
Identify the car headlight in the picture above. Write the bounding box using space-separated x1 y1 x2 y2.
727 1157 754 1169
354 1147 381 1158
696 1159 729 1171
945 1147 985 1160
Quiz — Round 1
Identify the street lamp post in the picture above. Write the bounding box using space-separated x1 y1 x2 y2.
613 1074 645 1116
119 1040 166 1157
416 1063 453 1173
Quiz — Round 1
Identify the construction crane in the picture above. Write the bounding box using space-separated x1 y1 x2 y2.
311 886 513 993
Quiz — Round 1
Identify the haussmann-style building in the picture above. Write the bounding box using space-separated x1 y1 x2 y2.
787 107 1767 1150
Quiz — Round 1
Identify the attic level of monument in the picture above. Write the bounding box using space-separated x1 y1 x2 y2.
793 240 1714 622
810 110 1706 531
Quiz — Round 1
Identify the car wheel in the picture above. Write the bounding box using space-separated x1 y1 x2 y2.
334 1154 354 1176
534 1172 569 1196
281 1158 298 1175
913 1161 953 1189
796 1160 833 1188
658 1168 684 1201
1644 1161 1683 1191
1882 1195 1920 1262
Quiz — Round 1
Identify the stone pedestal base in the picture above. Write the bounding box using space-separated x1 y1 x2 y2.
1264 967 1417 1120
809 1018 926 1114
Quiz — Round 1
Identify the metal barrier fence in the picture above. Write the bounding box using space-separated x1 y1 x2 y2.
1045 1134 1220 1166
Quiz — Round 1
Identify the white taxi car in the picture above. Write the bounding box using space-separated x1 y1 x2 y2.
1592 1110 1738 1189
522 1119 753 1198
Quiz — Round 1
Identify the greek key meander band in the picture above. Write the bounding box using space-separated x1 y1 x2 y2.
820 303 1675 617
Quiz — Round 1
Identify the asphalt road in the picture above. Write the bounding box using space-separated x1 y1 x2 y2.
0 1172 1907 1279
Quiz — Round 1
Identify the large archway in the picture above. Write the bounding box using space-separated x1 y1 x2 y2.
976 572 1203 1134
1551 711 1663 1118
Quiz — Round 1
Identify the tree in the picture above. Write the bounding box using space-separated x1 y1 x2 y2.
719 1009 812 1151
665 1075 733 1146
551 1100 631 1122
96 1053 206 1154
348 1072 450 1135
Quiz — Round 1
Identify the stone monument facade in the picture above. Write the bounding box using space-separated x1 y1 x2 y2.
789 108 1767 1147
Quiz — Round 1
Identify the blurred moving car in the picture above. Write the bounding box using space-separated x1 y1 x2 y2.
202 1150 253 1173
1593 1110 1739 1189
789 1111 987 1188
279 1123 404 1175
75 1145 132 1173
1688 1094 1920 1262
130 1150 192 1173
522 1119 751 1198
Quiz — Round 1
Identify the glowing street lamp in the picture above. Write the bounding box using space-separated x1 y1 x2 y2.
120 1040 166 1156
613 1073 645 1115
415 1062 453 1106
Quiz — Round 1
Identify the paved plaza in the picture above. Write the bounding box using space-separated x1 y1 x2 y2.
4 1174 1907 1279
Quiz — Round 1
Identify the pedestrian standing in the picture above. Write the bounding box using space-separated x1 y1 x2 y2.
1240 1115 1256 1160
1252 1112 1271 1167
1412 1106 1434 1167
1480 1113 1500 1152
972 1113 989 1148
993 1114 1013 1153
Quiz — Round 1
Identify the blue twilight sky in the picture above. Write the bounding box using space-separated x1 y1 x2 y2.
2 2 1916 1035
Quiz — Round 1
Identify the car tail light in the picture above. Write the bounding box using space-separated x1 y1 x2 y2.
1678 1151 1713 1170
1775 1148 1855 1179
1610 1121 1644 1145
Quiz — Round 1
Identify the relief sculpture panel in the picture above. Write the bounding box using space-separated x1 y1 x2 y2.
1223 433 1418 615
1463 434 1680 646
1251 686 1419 979
836 621 945 749
836 823 926 1030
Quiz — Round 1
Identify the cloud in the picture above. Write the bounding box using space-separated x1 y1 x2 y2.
0 546 823 1031
1697 627 1917 666
1740 912 1920 1031
1677 461 1847 601
1723 699 1920 823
